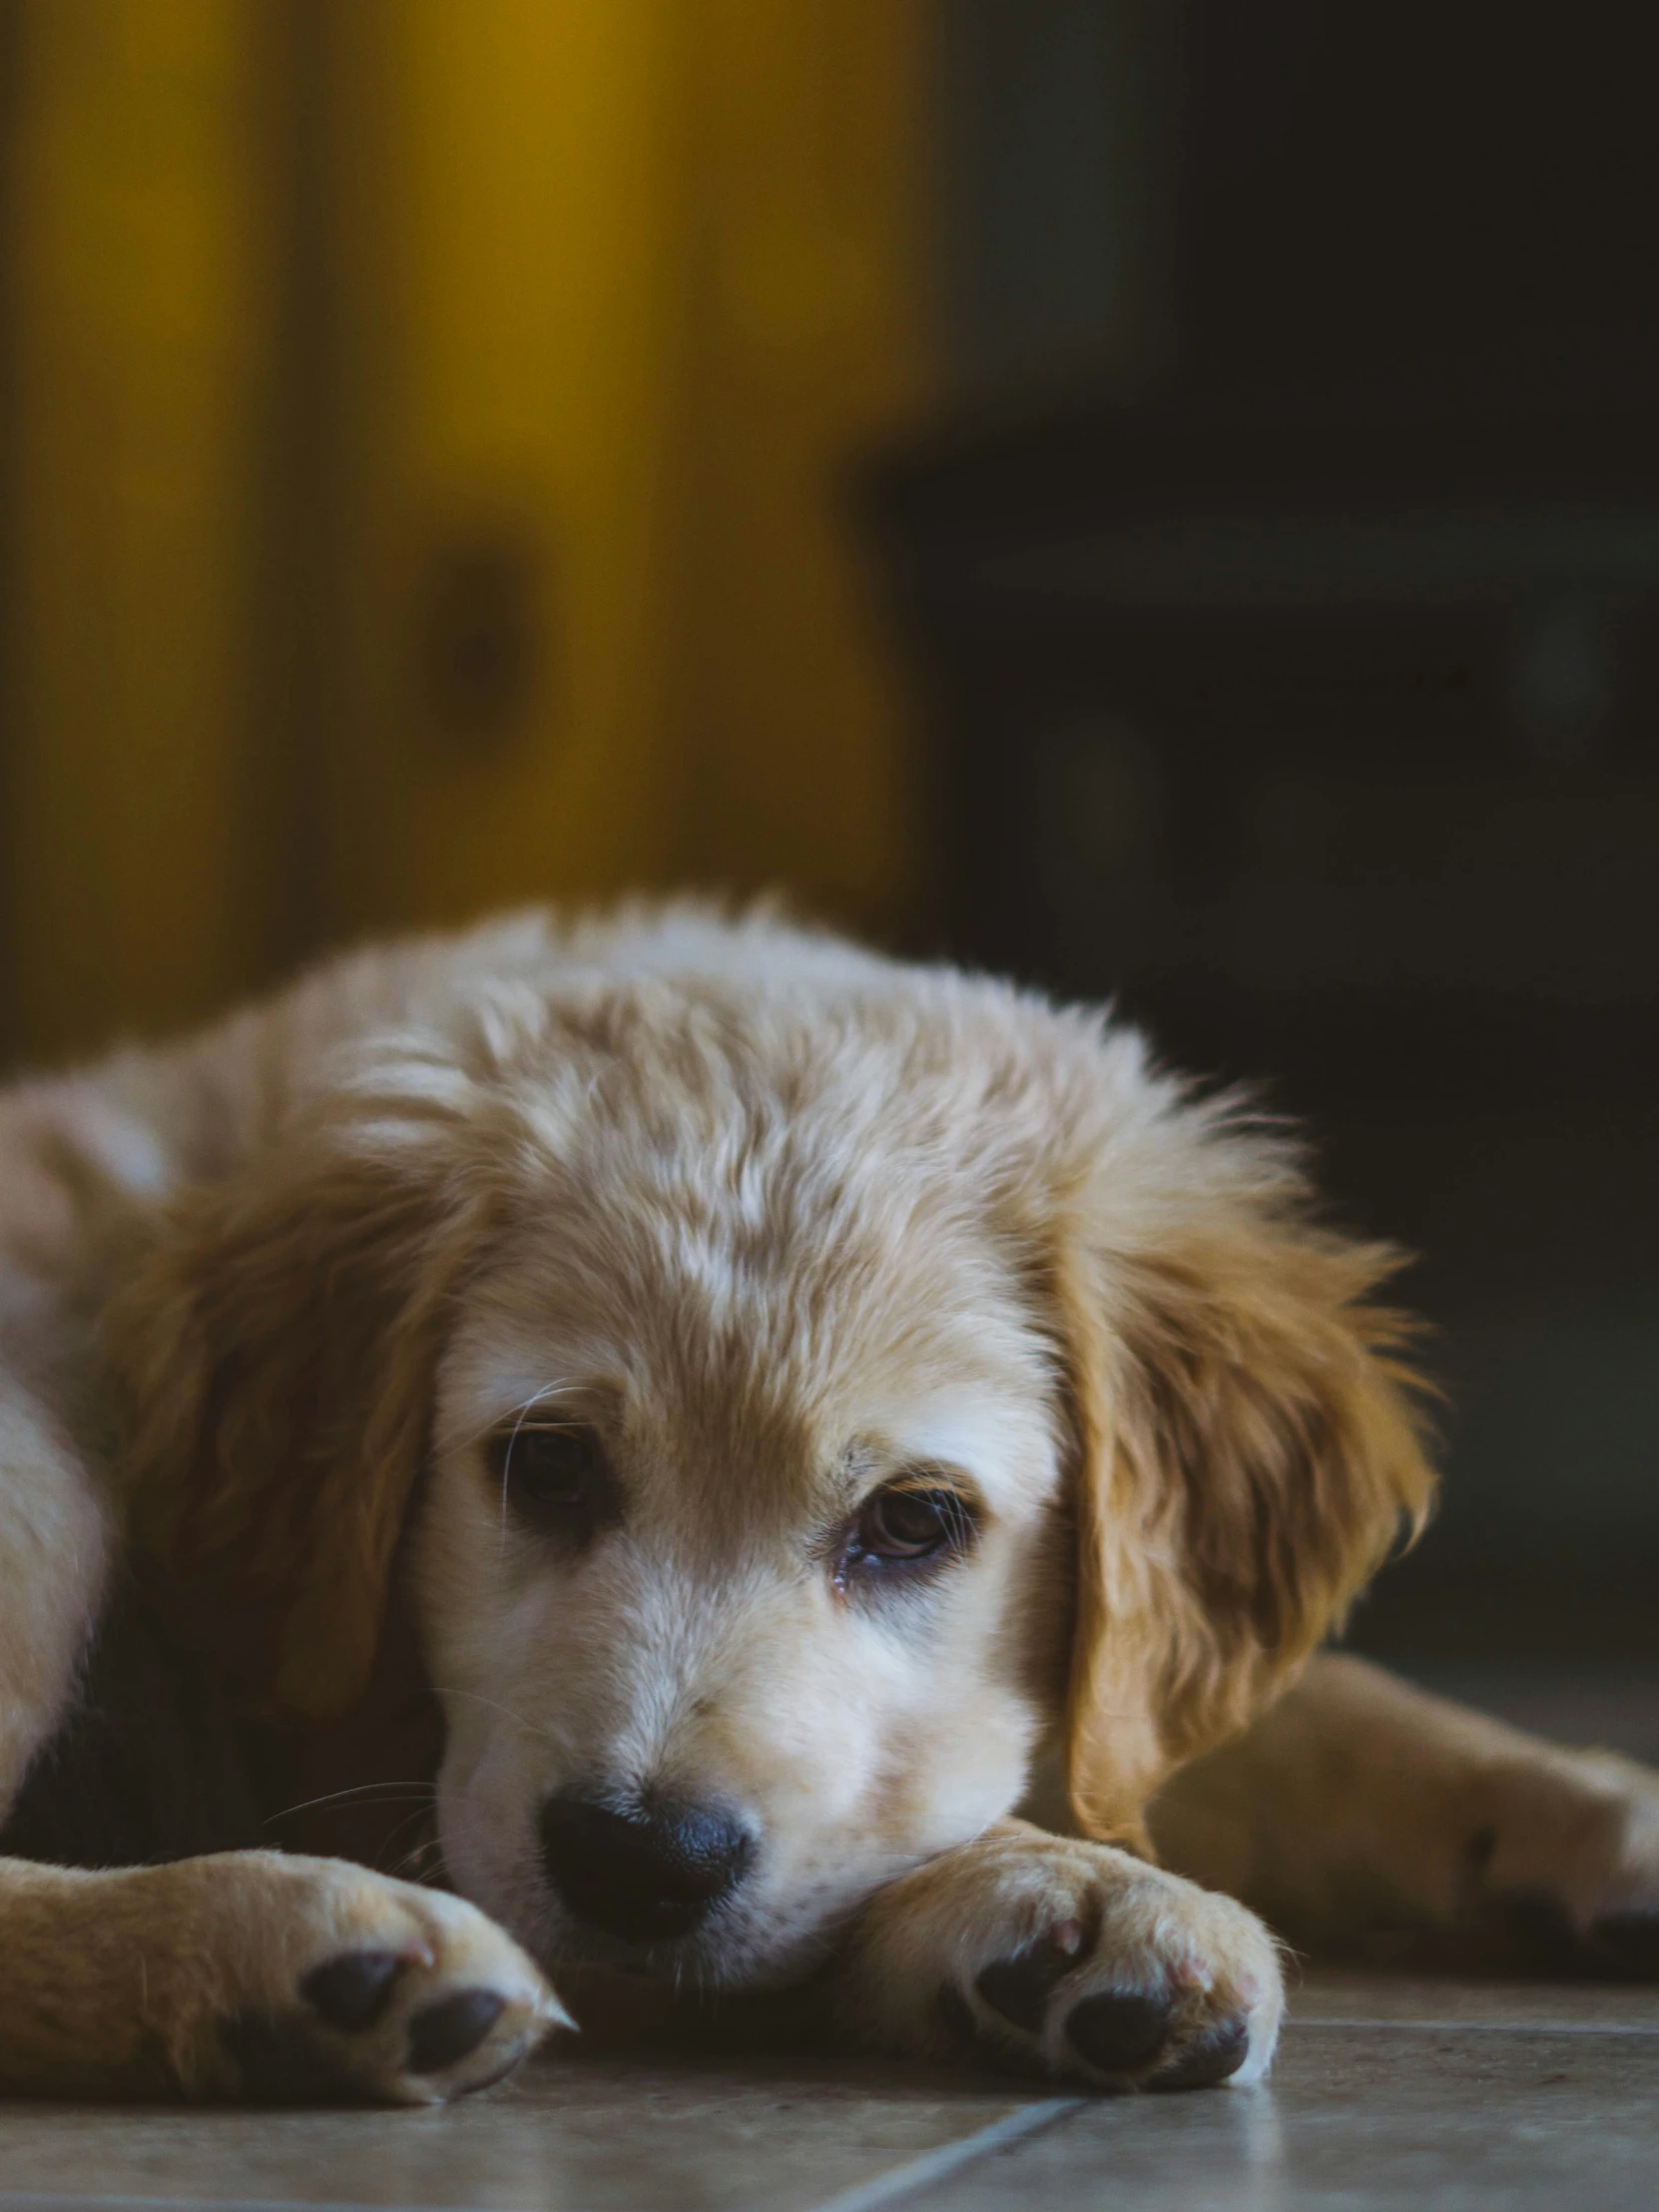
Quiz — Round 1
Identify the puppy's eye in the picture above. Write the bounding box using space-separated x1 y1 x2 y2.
489 1422 612 1532
858 1487 954 1558
848 1483 974 1570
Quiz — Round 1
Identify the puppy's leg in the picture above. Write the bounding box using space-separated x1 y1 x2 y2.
0 1849 564 2101
0 1382 115 1820
835 1820 1283 2090
1152 1651 1659 1974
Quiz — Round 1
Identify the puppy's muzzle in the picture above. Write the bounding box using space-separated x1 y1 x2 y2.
538 1789 756 1944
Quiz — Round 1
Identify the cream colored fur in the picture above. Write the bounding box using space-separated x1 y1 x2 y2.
1 903 1656 2104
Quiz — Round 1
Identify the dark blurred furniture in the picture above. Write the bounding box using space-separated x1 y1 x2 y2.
899 0 1659 1666
869 365 1659 1662
877 368 1659 1100
892 0 1659 1666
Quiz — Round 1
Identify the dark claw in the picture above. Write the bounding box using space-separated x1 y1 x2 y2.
1065 1986 1172 2076
300 1950 405 2033
406 1988 505 2074
976 1933 1081 2034
1148 2014 1251 2091
1589 1912 1659 1978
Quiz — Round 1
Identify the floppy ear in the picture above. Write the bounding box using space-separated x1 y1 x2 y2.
1043 1111 1434 1848
108 1063 497 1725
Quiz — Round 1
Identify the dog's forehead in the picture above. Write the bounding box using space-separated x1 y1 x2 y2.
498 1138 1038 1427
446 1001 1060 1491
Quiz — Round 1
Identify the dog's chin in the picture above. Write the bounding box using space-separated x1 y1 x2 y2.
535 1904 833 1997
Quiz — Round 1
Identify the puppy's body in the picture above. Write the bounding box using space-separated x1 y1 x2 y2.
1 905 1656 2102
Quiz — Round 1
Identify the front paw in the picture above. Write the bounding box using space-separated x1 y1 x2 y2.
842 1824 1282 2091
1464 1747 1659 1979
175 1856 565 2103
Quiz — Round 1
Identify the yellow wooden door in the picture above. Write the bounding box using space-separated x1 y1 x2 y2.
316 0 687 943
1 1 932 1064
3 0 274 1059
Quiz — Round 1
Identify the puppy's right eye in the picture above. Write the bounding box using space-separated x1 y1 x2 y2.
488 1422 613 1533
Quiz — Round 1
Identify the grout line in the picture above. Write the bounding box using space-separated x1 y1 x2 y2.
11 2026 1657 2212
0 2107 1086 2212
1291 2015 1659 2036
0 2106 1087 2212
808 2097 1084 2212
0 2200 490 2212
0 2199 509 2212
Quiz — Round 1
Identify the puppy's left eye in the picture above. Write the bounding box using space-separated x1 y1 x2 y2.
488 1421 613 1533
848 1483 974 1568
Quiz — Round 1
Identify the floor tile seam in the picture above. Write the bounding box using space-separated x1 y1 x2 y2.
0 2107 1088 2212
1290 2015 1659 2036
806 2096 1084 2212
0 2196 491 2212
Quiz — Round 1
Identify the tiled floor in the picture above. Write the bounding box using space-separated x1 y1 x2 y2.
9 1668 1659 2210
4 1969 1658 2212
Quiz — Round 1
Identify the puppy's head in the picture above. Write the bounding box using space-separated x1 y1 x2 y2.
116 955 1430 1987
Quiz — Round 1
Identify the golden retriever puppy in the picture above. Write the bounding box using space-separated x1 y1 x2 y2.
1 904 1656 2103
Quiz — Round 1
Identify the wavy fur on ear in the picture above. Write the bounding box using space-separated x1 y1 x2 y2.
107 1050 498 1724
1038 1087 1434 1847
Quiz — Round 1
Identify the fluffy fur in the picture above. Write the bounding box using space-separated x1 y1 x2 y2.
0 904 1655 2104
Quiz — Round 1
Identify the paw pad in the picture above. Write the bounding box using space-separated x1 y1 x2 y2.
406 1988 506 2074
975 1923 1084 2034
1589 1912 1659 1977
300 1950 410 2033
1499 1891 1586 1972
1064 1986 1171 2075
1148 2013 1251 2090
221 2009 358 2106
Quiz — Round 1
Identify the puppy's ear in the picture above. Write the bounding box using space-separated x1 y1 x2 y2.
109 1062 495 1724
1042 1104 1433 1847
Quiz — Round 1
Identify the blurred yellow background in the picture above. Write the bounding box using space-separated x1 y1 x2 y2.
0 0 933 1062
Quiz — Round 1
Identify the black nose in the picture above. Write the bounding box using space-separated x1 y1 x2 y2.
538 1790 755 1943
